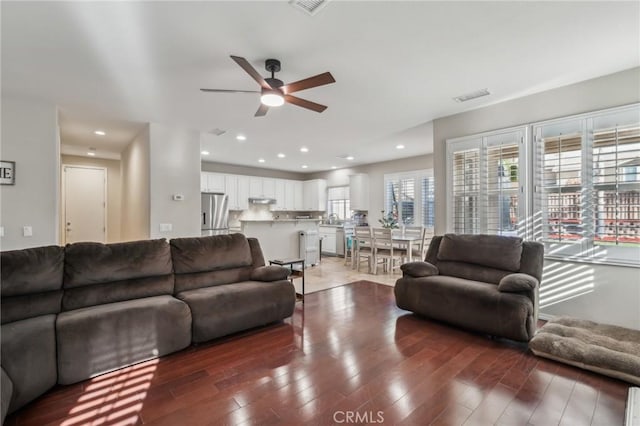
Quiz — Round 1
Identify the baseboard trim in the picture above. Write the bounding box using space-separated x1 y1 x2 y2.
627 387 639 426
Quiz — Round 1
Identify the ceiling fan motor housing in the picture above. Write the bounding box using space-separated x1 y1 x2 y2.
265 58 281 73
266 78 284 89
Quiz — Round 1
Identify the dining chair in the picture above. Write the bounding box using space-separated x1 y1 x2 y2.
354 226 374 273
401 226 426 263
343 223 355 266
371 227 402 274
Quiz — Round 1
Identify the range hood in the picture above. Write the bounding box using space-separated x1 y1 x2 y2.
249 197 276 205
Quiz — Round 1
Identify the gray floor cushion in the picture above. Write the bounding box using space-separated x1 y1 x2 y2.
530 316 640 385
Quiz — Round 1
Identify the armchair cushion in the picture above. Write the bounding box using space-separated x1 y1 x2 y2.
498 273 539 293
400 261 439 278
251 266 290 282
437 234 523 272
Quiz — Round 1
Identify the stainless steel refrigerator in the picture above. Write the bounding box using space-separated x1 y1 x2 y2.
201 192 229 236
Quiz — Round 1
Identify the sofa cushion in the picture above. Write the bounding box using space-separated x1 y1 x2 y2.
400 261 439 278
437 234 523 272
1 367 12 424
498 273 539 293
56 295 191 385
64 239 173 287
251 266 290 282
394 275 534 342
1 315 58 413
1 246 64 324
171 234 253 274
177 281 296 343
62 240 174 310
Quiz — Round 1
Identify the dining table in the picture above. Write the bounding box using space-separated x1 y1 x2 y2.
390 230 423 263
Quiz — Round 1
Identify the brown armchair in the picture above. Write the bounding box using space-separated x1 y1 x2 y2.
394 234 544 342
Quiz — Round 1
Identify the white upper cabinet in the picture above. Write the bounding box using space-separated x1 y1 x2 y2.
236 176 249 210
225 175 249 210
202 172 225 193
294 181 304 210
271 179 287 211
249 177 263 198
303 179 327 211
284 180 295 210
262 178 276 199
349 174 369 211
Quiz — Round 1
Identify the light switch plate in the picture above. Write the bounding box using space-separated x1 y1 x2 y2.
159 223 172 232
23 226 33 237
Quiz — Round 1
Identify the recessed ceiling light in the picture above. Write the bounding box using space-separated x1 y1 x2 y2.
331 166 337 169
277 153 286 158
301 165 308 169
236 134 246 141
87 152 96 156
396 144 405 150
346 156 354 161
94 130 106 136
201 150 210 155
300 147 309 153
258 158 265 163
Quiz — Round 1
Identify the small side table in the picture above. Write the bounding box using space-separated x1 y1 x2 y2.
269 258 305 301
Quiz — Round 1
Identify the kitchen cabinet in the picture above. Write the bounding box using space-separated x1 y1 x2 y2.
303 179 327 211
284 180 295 210
262 178 276 199
201 172 225 193
294 181 304 210
349 174 369 211
224 175 249 210
249 177 263 198
271 180 286 211
319 225 337 255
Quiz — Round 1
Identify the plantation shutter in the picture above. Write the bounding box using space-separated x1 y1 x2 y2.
421 176 435 228
592 110 640 250
451 147 480 233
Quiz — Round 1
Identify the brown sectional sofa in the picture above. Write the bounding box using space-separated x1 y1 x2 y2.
0 234 295 423
395 234 544 342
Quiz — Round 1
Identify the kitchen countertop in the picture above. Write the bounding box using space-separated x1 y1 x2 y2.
240 219 322 223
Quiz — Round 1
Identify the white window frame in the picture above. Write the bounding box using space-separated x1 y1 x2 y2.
383 169 434 227
532 103 640 265
446 126 529 237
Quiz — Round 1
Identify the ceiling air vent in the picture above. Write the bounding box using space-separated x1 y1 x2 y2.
453 88 491 103
209 128 226 136
289 0 328 16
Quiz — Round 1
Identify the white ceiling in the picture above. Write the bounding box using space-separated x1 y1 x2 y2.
2 1 638 172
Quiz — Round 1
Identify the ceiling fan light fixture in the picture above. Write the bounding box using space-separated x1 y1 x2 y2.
261 89 285 107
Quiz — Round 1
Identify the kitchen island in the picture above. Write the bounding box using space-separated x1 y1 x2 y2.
240 219 321 264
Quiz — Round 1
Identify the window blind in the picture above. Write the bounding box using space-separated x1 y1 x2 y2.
452 148 480 233
421 176 435 228
384 170 432 226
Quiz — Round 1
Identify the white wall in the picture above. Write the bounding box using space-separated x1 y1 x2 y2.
0 97 59 250
309 153 434 225
149 123 200 239
202 161 306 180
120 125 150 241
61 155 122 243
432 67 640 329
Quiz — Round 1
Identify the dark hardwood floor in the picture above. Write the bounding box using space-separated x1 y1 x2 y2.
7 281 630 425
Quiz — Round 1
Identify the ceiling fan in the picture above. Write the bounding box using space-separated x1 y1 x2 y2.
200 55 336 117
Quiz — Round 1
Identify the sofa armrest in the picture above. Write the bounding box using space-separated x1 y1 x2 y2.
400 261 439 278
498 273 539 293
251 265 290 282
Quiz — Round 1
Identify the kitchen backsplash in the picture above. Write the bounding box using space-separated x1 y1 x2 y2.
228 205 324 227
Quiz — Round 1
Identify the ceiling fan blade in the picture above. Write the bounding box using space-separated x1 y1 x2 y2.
200 88 260 93
284 95 327 113
230 55 271 90
255 104 269 117
282 72 335 94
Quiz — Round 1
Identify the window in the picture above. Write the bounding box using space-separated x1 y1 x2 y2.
533 105 640 264
327 186 350 220
384 170 434 227
447 128 526 237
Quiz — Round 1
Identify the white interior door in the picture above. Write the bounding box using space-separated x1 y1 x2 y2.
63 165 106 244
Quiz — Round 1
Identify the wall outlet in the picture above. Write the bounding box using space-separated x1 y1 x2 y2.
23 226 33 237
159 223 172 232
